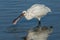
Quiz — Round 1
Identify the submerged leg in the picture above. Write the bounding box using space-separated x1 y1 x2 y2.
37 18 41 26
37 21 41 27
36 21 41 28
34 21 41 31
38 21 41 26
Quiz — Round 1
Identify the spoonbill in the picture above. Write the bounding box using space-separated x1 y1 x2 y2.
12 4 51 26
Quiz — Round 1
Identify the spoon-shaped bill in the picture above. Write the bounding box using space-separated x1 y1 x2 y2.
12 13 24 25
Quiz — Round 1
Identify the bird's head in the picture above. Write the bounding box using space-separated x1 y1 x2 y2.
22 11 26 14
12 11 26 25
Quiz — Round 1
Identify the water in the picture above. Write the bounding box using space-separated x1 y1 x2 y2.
0 0 60 40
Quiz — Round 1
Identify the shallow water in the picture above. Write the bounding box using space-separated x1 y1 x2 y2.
0 0 60 40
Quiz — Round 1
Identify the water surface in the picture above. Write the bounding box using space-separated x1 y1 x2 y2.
0 0 60 40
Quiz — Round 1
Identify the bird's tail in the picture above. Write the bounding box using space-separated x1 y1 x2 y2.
46 7 51 12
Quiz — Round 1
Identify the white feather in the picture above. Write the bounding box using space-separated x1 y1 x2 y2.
23 4 51 20
13 4 51 25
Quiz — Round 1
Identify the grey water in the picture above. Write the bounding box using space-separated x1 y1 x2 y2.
0 0 60 40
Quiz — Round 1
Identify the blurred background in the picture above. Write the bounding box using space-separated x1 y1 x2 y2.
0 0 60 40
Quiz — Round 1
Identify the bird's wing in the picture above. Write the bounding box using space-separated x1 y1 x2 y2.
12 13 25 25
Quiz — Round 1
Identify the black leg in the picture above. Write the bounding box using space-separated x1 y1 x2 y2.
38 21 41 26
35 21 41 30
35 21 41 28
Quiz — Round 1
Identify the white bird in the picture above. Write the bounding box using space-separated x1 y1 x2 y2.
12 4 51 26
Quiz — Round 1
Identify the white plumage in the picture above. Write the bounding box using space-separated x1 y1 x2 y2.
23 4 51 20
12 4 51 25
